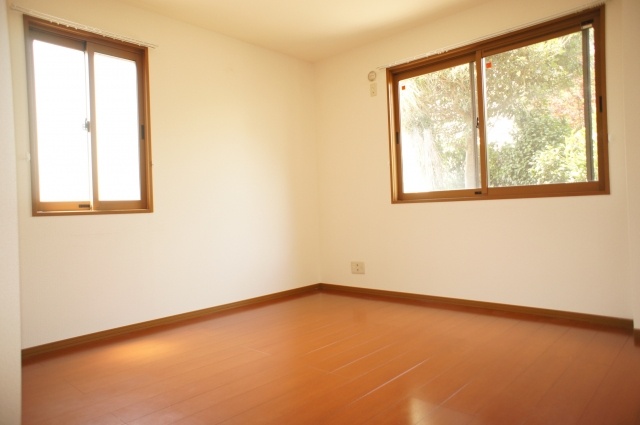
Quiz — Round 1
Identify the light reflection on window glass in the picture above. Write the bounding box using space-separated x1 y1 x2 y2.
94 53 141 201
485 30 596 187
398 62 479 193
33 40 91 202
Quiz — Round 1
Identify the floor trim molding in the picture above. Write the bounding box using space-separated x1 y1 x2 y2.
319 283 634 330
23 283 634 360
21 284 320 360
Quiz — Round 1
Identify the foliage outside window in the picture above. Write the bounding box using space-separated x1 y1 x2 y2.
387 7 608 202
24 16 152 215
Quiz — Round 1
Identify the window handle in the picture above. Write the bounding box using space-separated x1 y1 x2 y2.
84 119 91 132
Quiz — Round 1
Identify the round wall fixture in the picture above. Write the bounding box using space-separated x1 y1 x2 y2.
367 71 377 81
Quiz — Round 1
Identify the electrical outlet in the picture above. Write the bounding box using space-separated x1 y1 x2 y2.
351 261 365 274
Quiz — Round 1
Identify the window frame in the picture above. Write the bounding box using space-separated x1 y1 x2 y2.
387 6 608 203
24 16 153 216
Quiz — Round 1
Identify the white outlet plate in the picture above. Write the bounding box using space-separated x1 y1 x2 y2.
351 261 365 274
369 82 377 97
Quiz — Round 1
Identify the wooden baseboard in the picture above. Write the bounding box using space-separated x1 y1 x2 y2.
319 283 634 330
23 282 634 361
22 284 321 360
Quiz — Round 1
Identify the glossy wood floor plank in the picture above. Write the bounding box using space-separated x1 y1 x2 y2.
23 292 640 424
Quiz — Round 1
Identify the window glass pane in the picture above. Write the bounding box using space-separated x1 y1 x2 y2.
94 53 141 201
485 29 596 187
33 40 91 202
398 62 479 193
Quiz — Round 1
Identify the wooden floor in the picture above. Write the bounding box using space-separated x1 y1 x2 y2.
23 291 640 425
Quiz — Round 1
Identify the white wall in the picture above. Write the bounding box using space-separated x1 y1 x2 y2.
8 0 640 354
316 0 638 320
9 0 321 348
621 0 640 329
0 0 22 422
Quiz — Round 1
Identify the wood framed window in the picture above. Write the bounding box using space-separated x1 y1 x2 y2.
387 7 608 203
24 16 152 215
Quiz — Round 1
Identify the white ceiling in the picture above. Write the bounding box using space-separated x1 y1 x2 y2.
120 0 492 62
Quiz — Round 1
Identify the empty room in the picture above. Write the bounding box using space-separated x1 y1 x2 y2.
1 0 640 423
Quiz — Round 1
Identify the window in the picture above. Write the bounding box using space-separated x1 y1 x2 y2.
24 16 152 215
387 7 607 202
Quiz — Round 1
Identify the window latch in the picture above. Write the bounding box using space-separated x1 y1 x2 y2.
84 119 91 132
